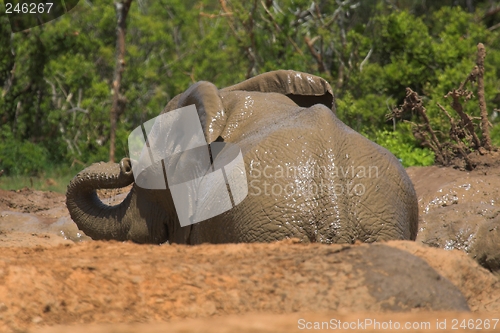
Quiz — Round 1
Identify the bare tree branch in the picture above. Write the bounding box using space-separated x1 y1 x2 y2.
488 21 500 31
483 5 500 19
304 36 326 73
476 43 492 151
444 89 481 149
67 107 89 114
390 88 448 165
199 12 233 18
437 103 473 168
44 79 58 106
359 48 373 72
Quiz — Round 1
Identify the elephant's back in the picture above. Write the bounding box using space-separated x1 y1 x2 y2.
190 100 418 244
236 102 418 243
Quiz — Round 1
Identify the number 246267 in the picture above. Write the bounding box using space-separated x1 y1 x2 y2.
6 3 53 14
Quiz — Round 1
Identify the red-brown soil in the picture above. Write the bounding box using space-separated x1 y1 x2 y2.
0 163 499 333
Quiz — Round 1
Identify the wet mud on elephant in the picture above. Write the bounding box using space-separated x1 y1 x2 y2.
66 70 419 245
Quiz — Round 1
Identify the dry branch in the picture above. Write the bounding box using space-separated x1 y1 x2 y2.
476 43 492 151
304 36 326 73
483 6 500 19
444 89 481 149
489 21 500 31
405 89 443 153
199 12 233 18
437 103 473 168
389 88 449 165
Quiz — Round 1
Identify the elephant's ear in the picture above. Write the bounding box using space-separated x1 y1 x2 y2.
221 70 336 113
162 81 226 143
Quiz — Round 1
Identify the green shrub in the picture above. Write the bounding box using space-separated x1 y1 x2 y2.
371 128 435 167
0 127 50 176
491 122 500 147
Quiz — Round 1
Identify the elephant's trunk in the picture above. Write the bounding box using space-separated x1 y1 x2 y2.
66 158 136 241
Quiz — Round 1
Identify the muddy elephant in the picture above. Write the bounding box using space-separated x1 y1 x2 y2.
66 70 418 244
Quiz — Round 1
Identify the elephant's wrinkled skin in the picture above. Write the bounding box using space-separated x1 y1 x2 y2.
66 70 418 244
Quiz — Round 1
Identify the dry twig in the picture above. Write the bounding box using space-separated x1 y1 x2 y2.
304 36 326 73
389 88 448 165
476 43 492 151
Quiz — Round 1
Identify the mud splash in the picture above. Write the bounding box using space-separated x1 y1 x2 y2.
0 211 90 245
0 187 133 246
407 165 500 274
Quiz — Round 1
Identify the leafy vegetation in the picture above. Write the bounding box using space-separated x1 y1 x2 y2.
0 0 499 188
372 125 435 168
0 125 49 175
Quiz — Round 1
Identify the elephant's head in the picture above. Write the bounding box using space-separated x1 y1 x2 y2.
65 157 172 243
66 70 336 244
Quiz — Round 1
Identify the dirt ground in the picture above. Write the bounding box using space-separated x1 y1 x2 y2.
0 161 499 333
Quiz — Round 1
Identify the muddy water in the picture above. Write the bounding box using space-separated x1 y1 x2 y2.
407 166 500 253
0 187 132 247
0 211 90 245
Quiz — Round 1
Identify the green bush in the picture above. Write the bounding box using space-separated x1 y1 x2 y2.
0 126 50 176
371 128 435 168
491 123 500 147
